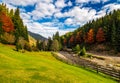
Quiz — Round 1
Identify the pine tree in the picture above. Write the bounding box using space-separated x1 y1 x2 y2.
13 8 29 42
47 37 52 51
9 9 14 18
0 22 3 37
111 23 116 46
53 31 60 41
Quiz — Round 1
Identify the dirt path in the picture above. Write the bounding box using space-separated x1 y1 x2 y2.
87 52 120 69
59 51 91 66
59 51 120 70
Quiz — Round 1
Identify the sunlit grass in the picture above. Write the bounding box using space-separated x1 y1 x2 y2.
0 43 116 83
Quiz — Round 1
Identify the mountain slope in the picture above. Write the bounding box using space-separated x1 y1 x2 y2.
28 31 47 41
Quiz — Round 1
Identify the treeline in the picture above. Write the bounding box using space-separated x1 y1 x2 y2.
0 3 29 51
36 32 62 51
61 9 120 52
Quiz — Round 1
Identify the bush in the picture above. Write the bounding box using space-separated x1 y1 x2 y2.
72 44 80 53
1 32 15 44
24 42 32 51
31 45 39 51
79 47 86 56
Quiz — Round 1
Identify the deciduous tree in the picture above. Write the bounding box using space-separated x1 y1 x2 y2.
0 12 14 32
51 39 59 51
86 29 94 44
96 28 105 43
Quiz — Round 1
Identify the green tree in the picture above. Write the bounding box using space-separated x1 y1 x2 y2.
111 23 116 46
47 37 52 51
73 44 80 53
42 40 47 51
79 47 86 56
51 39 59 51
13 8 29 42
16 37 26 52
9 9 14 18
53 31 60 41
0 22 3 38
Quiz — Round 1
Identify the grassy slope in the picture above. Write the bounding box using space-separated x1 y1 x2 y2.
0 44 116 83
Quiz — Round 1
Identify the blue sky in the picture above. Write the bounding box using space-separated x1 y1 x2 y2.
0 0 120 38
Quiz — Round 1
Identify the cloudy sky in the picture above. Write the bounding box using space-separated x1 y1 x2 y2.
0 0 120 38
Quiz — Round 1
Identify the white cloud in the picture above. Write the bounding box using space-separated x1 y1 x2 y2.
65 18 74 25
27 21 70 38
64 7 96 25
76 0 100 4
76 0 109 4
5 3 16 10
55 0 66 8
39 0 53 3
54 12 64 18
93 3 120 19
3 0 38 6
31 2 57 20
3 0 53 6
68 1 72 6
103 3 120 12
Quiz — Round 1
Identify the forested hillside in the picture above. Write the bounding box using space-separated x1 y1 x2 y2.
0 3 29 51
61 9 120 53
28 31 47 41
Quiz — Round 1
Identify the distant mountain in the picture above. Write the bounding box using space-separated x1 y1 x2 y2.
28 31 47 41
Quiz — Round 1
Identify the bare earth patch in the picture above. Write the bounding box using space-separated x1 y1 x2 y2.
86 52 120 70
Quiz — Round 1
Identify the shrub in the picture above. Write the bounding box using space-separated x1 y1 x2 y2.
31 45 39 51
72 44 80 53
79 47 86 56
1 32 15 44
24 42 32 51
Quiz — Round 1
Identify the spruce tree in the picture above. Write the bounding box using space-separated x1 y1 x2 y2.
111 23 116 51
13 8 29 42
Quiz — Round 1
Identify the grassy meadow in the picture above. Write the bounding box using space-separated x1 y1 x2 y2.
0 43 116 83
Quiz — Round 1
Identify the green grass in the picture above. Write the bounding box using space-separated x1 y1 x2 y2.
0 44 116 83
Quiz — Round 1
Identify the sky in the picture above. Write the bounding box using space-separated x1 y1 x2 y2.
0 0 120 38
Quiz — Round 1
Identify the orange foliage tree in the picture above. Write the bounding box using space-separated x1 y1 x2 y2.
96 28 105 43
63 38 67 45
69 35 75 45
86 29 94 44
0 12 14 32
